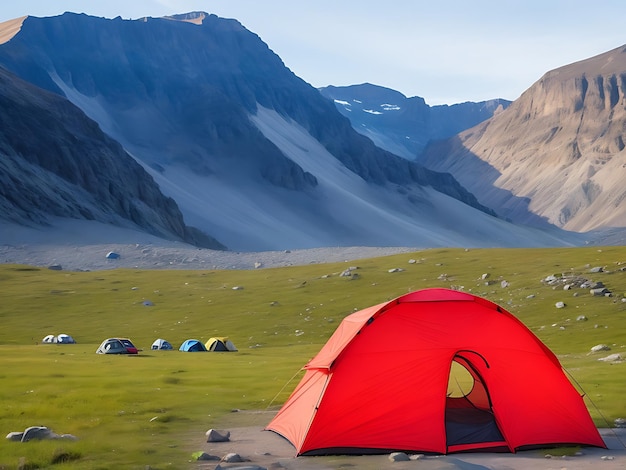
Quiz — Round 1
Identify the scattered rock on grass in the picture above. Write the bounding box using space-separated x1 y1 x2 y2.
6 426 77 442
598 354 622 362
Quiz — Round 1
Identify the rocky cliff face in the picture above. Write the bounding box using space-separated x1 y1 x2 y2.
0 65 224 249
319 83 509 159
419 44 626 232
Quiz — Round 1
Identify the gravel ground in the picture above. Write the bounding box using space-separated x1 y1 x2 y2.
0 220 421 271
0 242 421 271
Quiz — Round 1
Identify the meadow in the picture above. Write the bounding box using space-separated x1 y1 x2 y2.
0 246 625 469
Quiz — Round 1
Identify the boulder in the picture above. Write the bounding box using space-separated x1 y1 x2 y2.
597 354 622 362
206 429 230 442
389 452 410 461
223 452 247 462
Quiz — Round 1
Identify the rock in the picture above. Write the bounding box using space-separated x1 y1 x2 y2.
11 426 75 442
576 315 588 321
142 300 154 306
481 273 490 280
500 280 509 288
215 465 266 470
191 451 220 461
589 266 604 273
591 288 610 296
590 344 611 352
389 452 410 461
555 301 565 308
206 429 230 442
615 418 626 427
21 426 53 442
388 268 404 273
598 353 622 362
232 286 244 290
223 452 247 462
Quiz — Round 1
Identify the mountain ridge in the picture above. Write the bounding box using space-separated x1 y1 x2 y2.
319 83 510 159
0 12 585 250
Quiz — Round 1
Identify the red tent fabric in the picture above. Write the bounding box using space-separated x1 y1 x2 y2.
266 288 605 455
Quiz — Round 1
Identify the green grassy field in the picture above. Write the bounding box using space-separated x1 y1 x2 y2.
1 246 625 469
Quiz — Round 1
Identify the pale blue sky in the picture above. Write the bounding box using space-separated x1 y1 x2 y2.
1 1 625 105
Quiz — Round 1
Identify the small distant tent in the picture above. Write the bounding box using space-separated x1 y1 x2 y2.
56 334 76 344
179 339 207 352
106 251 120 259
42 334 56 344
42 334 76 344
205 337 238 352
266 288 606 455
151 338 173 350
96 338 136 354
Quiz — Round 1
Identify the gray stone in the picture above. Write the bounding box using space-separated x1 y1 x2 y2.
206 429 231 442
21 426 53 442
598 353 622 362
389 452 410 461
591 344 611 352
215 465 266 470
223 452 247 462
591 288 610 296
192 452 220 461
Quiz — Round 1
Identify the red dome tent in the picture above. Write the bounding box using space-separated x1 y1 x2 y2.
266 288 605 455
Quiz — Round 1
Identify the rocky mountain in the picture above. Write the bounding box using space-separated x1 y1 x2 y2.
319 83 510 159
0 64 223 249
0 12 580 250
419 44 626 234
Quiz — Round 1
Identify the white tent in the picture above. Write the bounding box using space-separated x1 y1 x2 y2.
56 334 76 344
151 338 173 350
42 334 56 344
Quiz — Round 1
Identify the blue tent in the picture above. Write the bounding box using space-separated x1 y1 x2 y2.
179 339 207 352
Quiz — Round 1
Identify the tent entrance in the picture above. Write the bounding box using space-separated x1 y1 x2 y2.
445 353 504 450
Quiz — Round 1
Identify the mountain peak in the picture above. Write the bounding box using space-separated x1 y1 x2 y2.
163 11 211 25
0 16 27 45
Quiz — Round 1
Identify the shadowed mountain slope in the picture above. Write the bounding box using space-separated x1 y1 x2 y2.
0 65 224 249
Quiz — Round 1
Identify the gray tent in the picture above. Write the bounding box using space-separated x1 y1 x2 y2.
151 338 173 350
